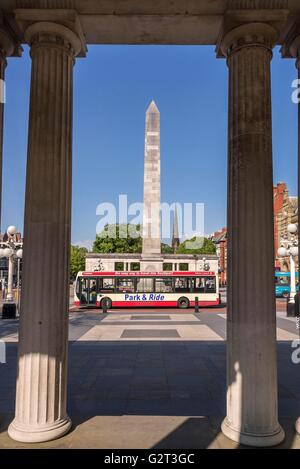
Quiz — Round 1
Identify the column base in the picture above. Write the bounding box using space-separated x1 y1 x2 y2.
296 417 300 434
8 415 72 443
221 417 285 447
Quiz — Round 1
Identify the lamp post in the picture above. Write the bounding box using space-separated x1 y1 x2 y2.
277 223 298 317
0 225 23 318
202 257 211 272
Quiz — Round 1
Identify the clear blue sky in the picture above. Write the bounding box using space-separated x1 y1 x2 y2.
2 45 298 248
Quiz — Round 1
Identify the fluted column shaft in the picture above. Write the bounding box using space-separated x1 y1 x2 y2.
220 23 284 447
8 22 81 443
291 36 300 436
297 51 300 438
0 51 5 231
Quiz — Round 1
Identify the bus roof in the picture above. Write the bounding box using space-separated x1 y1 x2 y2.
78 271 216 277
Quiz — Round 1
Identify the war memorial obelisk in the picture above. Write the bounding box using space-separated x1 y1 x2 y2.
141 101 163 272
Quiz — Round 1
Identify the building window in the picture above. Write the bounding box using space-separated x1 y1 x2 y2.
130 262 140 271
179 263 188 271
163 263 172 271
115 262 124 271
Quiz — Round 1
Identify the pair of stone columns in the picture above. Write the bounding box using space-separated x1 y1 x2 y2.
1 18 299 445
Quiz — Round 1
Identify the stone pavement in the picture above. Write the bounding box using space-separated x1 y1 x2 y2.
0 308 300 448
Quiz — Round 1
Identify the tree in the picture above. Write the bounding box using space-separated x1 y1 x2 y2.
93 224 175 254
93 224 142 253
161 242 173 253
177 237 216 255
70 245 87 280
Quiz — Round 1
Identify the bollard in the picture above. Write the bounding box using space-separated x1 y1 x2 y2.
295 293 300 318
287 295 297 318
194 296 199 313
102 298 108 314
2 302 16 319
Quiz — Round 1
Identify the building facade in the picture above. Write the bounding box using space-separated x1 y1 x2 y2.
213 183 298 280
86 252 218 274
274 182 298 270
212 228 227 286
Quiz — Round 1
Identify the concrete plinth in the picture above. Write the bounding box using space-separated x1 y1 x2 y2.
140 257 163 272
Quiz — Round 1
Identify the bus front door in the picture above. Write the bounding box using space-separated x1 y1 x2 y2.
79 277 98 306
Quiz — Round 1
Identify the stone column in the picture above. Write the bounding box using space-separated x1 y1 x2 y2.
220 23 285 447
0 27 14 230
297 51 300 438
289 34 300 436
8 22 81 443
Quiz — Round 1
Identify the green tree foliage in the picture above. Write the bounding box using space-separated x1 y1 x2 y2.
93 224 176 254
70 245 87 280
161 242 173 253
93 224 143 253
177 237 216 255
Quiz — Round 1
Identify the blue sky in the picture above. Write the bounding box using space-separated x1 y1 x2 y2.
2 45 298 248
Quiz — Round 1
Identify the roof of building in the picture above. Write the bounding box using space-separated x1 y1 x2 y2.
212 231 227 243
86 252 218 259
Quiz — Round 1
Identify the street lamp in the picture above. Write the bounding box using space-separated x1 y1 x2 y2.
202 257 211 271
277 223 298 317
0 226 23 319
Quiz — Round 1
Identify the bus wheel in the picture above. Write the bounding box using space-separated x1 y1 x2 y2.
100 297 112 310
178 297 190 309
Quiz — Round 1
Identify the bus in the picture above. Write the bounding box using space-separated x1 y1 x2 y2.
275 271 299 298
74 271 220 309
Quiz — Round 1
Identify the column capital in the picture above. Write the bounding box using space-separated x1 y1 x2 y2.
219 22 278 58
216 2 289 58
0 11 22 60
25 22 82 59
14 8 86 57
280 17 300 67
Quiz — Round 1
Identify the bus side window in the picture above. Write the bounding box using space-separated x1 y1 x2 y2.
155 278 173 293
101 278 115 292
204 277 216 293
174 277 190 293
116 278 135 293
136 278 154 292
195 277 205 293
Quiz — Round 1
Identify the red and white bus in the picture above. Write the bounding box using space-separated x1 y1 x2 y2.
74 271 220 309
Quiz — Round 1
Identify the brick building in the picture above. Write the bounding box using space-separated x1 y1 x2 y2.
212 227 227 285
213 183 298 280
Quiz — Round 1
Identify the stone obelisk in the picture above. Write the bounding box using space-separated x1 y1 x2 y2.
172 206 180 253
141 100 163 271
